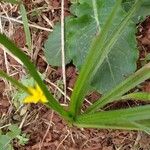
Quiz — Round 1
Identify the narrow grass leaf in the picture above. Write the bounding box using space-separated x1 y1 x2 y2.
69 0 122 118
2 0 20 4
0 34 71 121
121 92 150 101
86 63 150 113
20 4 32 50
75 105 150 130
129 121 150 134
69 0 142 118
0 70 30 94
92 0 142 81
75 119 150 131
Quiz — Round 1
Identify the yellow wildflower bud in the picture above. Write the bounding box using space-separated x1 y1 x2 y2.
24 84 48 104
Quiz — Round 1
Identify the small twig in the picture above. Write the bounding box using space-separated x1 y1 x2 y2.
92 0 101 31
3 51 9 73
0 123 11 130
45 78 93 109
67 87 92 105
0 3 11 24
134 132 141 149
0 13 13 93
39 111 54 150
0 15 52 32
68 129 75 144
61 0 67 103
0 44 23 65
42 14 53 28
16 6 50 20
45 78 70 101
19 112 28 129
56 130 70 150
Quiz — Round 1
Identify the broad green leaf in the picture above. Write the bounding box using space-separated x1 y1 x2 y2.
0 125 21 150
44 0 139 94
69 0 138 94
91 24 137 93
44 24 62 66
70 0 141 117
7 125 21 139
122 0 150 22
44 23 70 66
75 105 150 130
0 135 12 150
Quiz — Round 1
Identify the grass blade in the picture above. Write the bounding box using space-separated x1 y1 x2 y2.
1 0 20 4
0 70 30 94
69 0 122 118
20 3 32 50
75 105 150 130
92 0 141 77
69 0 142 118
86 63 150 113
0 33 71 121
129 121 150 134
121 92 150 101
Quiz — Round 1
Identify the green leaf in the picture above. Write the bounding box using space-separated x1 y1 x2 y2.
44 24 61 66
1 0 20 4
145 53 150 61
75 105 150 131
0 125 25 150
16 134 29 145
0 70 30 94
91 24 137 93
70 0 138 94
69 0 141 117
122 0 150 22
121 92 150 101
86 63 150 113
44 23 70 66
0 135 12 150
20 4 32 50
69 0 123 117
44 0 139 94
7 125 21 140
0 34 71 121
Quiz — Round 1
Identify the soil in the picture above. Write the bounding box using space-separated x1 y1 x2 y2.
0 1 150 150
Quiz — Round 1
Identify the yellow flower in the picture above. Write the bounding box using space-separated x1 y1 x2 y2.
24 84 48 104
